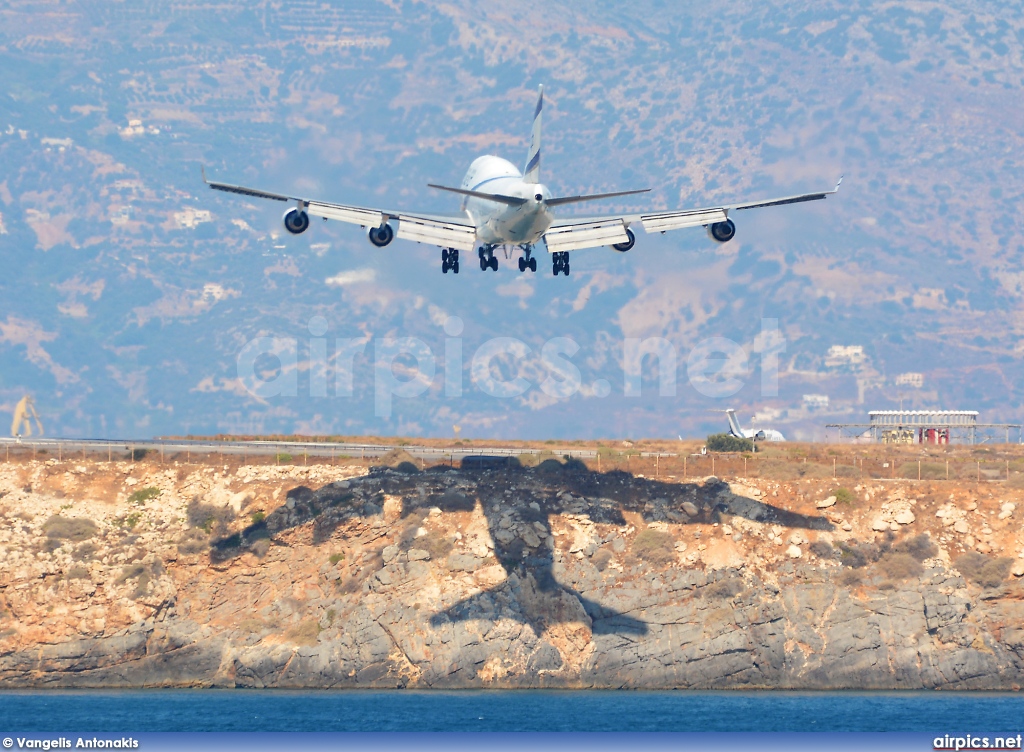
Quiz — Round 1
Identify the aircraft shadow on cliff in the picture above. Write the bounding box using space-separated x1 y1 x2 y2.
209 457 833 637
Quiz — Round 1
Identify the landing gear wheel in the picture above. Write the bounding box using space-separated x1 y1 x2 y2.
552 251 570 276
489 256 498 271
441 248 459 274
529 257 537 272
518 257 526 272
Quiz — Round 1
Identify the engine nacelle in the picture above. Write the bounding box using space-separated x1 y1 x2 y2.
611 228 636 252
707 219 736 243
368 222 394 247
283 208 310 235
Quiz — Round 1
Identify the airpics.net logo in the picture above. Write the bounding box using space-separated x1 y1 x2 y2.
934 735 1023 750
235 317 787 418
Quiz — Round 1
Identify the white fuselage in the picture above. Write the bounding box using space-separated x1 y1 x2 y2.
741 428 787 442
460 156 553 246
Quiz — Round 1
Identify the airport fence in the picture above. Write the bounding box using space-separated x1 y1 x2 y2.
2 439 1023 485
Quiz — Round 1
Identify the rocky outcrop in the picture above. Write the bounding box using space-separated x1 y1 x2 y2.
1 459 1023 689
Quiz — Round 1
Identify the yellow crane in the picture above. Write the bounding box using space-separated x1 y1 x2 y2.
10 395 43 438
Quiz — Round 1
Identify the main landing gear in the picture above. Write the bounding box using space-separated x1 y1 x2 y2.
552 251 570 276
441 248 459 274
518 244 537 273
478 245 498 272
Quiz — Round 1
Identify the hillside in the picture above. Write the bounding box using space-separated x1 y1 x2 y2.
1 0 1023 439
2 451 1023 688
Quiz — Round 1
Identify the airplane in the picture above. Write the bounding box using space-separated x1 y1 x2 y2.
726 408 786 442
203 86 841 277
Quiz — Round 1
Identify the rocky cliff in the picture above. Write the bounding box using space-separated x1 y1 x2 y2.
1 456 1023 689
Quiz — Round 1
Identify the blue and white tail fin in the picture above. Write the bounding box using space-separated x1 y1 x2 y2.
523 85 542 184
725 409 745 438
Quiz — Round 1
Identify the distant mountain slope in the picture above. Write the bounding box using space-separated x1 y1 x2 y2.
0 0 1022 440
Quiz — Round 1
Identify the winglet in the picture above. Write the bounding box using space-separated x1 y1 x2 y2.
833 175 843 192
201 164 208 185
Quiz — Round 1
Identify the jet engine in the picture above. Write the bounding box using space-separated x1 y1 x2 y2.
611 228 636 252
283 208 310 235
368 222 394 247
707 219 736 243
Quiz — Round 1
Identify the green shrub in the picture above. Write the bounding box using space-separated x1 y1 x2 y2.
250 510 266 524
128 487 160 505
275 453 293 463
43 515 98 542
329 552 344 565
129 448 149 461
706 433 753 452
833 487 855 505
955 553 1013 588
117 512 142 530
632 528 676 565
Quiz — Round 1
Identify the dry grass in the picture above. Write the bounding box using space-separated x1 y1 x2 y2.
285 619 321 646
955 553 1013 588
43 515 98 542
876 552 924 580
632 528 676 565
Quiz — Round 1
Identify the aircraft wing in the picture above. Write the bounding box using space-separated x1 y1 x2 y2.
202 170 478 251
545 178 842 251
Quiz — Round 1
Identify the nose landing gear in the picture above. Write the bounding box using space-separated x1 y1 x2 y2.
517 244 537 273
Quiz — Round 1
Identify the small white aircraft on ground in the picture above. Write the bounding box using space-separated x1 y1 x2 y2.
726 408 786 442
204 86 841 276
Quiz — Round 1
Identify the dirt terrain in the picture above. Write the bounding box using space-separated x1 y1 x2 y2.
1 445 1023 688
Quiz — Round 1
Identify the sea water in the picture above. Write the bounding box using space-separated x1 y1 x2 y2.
0 690 1022 732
